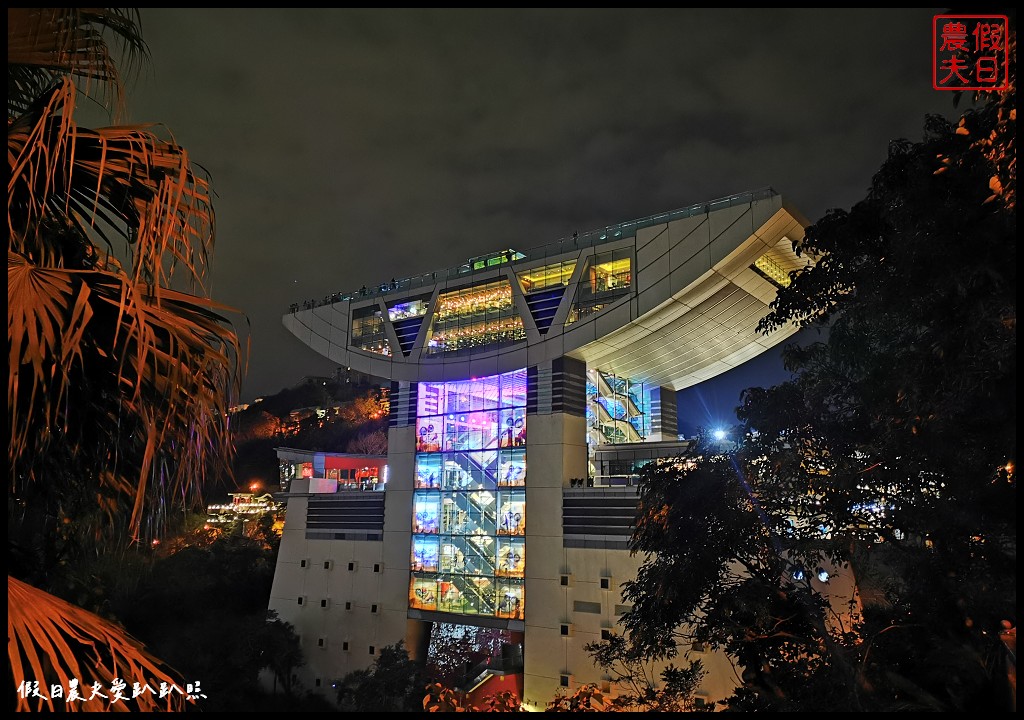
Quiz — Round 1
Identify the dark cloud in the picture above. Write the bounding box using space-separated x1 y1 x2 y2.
123 8 958 405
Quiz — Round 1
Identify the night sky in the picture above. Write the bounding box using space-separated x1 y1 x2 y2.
119 8 959 423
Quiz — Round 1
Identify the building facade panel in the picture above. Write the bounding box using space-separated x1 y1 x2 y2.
270 189 814 708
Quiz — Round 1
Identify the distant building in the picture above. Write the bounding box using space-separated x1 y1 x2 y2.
276 448 388 495
268 189 856 707
206 492 282 529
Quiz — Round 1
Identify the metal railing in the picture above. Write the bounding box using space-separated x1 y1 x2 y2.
290 187 779 311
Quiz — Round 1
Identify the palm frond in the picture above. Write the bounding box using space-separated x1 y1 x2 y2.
7 250 93 471
8 73 244 537
9 78 216 295
8 7 247 712
9 575 194 712
8 255 244 537
7 8 147 120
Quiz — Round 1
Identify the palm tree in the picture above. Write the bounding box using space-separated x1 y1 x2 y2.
8 9 245 710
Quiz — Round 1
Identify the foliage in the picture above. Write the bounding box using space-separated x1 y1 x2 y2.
8 8 244 710
421 681 633 712
8 12 244 560
619 442 866 712
476 691 525 712
545 684 610 712
617 17 1015 712
335 641 427 712
253 377 339 418
421 632 707 713
230 383 389 486
423 682 474 712
9 575 197 712
253 611 306 703
231 409 283 446
57 527 317 712
583 632 710 712
346 428 389 455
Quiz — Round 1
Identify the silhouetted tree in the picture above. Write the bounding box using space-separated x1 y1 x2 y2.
334 641 427 712
8 8 243 710
618 15 1015 711
346 428 389 455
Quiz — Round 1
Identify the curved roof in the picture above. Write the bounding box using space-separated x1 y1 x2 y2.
283 188 810 387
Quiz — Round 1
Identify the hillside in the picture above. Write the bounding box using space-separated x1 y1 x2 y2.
227 373 390 495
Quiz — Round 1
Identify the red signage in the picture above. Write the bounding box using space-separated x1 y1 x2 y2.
933 15 1010 91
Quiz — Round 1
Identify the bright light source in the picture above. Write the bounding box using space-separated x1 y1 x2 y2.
817 569 830 583
713 429 727 442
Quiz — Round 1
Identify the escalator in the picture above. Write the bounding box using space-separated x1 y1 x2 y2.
447 449 498 488
591 397 644 443
443 573 495 615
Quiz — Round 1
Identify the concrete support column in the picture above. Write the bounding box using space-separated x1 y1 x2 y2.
646 385 678 441
521 353 589 708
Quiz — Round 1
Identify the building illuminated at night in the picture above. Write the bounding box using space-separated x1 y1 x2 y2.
205 493 281 527
267 188 855 707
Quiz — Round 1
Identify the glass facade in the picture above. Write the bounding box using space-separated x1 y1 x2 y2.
585 369 648 447
518 260 576 334
388 296 430 321
516 260 576 294
351 305 391 356
410 369 528 620
566 250 632 325
425 280 526 354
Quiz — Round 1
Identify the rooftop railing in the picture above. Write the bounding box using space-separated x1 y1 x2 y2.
291 187 778 311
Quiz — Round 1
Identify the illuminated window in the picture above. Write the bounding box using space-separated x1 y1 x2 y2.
496 491 525 535
468 249 524 271
387 296 430 321
567 250 632 325
388 295 432 355
426 280 525 354
351 305 392 356
517 261 576 293
587 369 648 445
752 254 792 288
517 261 575 334
496 579 524 619
410 369 528 620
